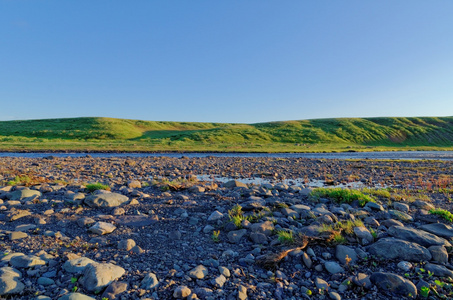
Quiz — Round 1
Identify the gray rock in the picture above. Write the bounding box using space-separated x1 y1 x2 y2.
173 285 192 298
365 202 384 211
353 226 374 244
335 245 357 265
140 272 159 290
37 277 55 285
101 281 128 300
7 189 41 201
388 226 451 247
419 223 453 239
212 274 226 288
0 267 24 295
10 255 45 268
79 262 125 291
315 277 330 290
250 232 268 244
329 291 341 300
302 252 312 268
393 202 410 213
118 239 136 251
428 245 448 264
249 221 274 236
324 261 344 274
425 263 453 277
389 210 413 222
227 229 247 243
412 200 435 210
370 272 417 298
238 285 247 300
219 266 230 277
290 204 311 213
63 257 96 273
9 231 28 240
208 211 224 222
88 222 116 235
368 238 432 261
223 180 248 189
281 208 299 218
352 273 372 289
6 209 32 221
84 193 129 208
57 293 96 300
188 265 208 279
380 219 404 228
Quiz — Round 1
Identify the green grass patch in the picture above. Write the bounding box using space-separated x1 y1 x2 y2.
310 187 375 206
276 230 294 244
85 183 110 192
429 208 453 222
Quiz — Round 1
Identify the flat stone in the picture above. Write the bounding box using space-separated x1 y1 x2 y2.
57 293 96 300
370 272 417 298
79 262 125 291
380 219 404 228
10 255 46 268
208 211 224 222
101 281 128 300
324 261 344 274
84 193 129 208
223 180 248 189
188 265 208 279
425 263 453 277
389 210 413 222
63 257 96 273
114 215 157 226
7 189 41 201
227 229 247 243
281 208 299 218
290 204 311 213
393 202 410 213
88 222 116 235
302 252 312 268
249 232 268 244
249 221 274 236
9 231 28 240
14 224 36 232
6 209 32 222
335 245 358 265
0 267 24 295
140 272 159 290
37 277 55 286
419 223 453 239
368 238 432 261
388 226 451 247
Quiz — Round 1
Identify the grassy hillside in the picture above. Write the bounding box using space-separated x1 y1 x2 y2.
0 116 453 152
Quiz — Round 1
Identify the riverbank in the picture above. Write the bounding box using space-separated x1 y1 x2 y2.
0 157 453 299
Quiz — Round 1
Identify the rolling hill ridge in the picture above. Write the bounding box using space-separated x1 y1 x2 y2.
1 116 453 152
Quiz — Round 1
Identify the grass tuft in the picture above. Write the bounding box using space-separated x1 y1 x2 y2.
85 183 110 192
429 208 453 222
310 187 375 207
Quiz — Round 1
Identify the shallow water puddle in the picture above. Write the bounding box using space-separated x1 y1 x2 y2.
196 175 366 189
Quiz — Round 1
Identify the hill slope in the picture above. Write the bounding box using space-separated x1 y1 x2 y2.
1 116 453 152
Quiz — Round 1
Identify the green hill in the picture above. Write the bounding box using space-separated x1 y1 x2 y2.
1 116 453 152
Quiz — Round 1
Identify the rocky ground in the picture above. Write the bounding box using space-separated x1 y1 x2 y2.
0 156 453 300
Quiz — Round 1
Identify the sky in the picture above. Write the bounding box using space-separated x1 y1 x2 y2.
1 1 453 123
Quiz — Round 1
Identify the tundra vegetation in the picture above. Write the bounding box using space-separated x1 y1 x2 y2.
1 116 453 152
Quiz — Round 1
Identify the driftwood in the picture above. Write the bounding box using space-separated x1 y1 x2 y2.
256 232 337 270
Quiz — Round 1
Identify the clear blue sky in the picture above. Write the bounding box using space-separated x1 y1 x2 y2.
1 1 452 123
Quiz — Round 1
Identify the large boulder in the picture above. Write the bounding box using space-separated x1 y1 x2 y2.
84 193 129 208
370 272 417 298
388 226 451 247
0 267 24 296
79 262 125 291
368 238 432 261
